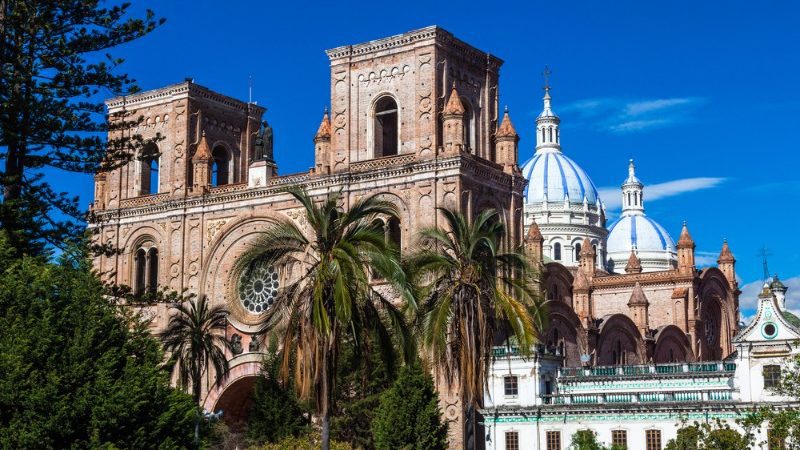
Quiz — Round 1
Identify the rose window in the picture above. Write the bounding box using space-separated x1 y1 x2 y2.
238 260 279 314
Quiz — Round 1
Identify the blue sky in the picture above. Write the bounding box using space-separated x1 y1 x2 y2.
61 0 800 317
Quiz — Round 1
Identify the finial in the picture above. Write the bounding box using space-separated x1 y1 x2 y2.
504 105 509 113
323 106 328 115
452 81 457 89
202 130 206 137
543 65 552 93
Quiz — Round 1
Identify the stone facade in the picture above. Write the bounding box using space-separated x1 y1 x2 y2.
90 26 526 448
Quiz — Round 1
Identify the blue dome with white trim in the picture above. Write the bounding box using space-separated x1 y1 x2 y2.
607 214 677 255
521 149 601 206
605 160 677 273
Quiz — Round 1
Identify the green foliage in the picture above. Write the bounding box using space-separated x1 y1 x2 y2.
237 187 415 450
0 0 164 256
406 208 544 410
0 235 197 448
372 364 448 450
569 429 606 450
159 295 230 403
246 341 310 445
666 420 751 450
248 433 353 450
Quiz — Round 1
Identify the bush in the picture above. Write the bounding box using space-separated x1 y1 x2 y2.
248 433 353 450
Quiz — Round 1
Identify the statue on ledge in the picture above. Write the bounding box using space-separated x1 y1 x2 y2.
253 120 273 162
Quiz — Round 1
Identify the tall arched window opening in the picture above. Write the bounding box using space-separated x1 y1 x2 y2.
374 96 398 157
133 243 159 297
139 143 159 196
212 146 231 186
553 242 562 261
575 243 582 261
387 216 402 253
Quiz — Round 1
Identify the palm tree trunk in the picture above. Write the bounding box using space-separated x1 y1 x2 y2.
320 350 331 450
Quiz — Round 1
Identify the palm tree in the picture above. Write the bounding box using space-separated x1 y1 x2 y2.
159 295 231 404
406 208 545 449
237 187 414 450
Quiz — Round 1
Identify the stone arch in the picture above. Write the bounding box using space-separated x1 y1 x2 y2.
210 140 239 185
369 191 411 252
596 314 645 366
459 95 477 154
544 262 573 305
542 300 586 367
200 212 295 332
121 226 166 287
548 237 564 262
699 268 736 359
653 325 694 363
201 353 264 430
370 93 400 158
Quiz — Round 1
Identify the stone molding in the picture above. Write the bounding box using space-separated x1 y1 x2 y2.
106 81 265 115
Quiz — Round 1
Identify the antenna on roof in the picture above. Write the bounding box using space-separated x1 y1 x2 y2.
757 245 772 282
248 76 253 104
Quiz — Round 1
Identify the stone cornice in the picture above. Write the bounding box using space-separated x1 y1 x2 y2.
591 269 695 289
91 153 515 223
326 26 503 70
106 81 264 115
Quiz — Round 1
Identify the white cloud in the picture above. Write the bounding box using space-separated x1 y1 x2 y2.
739 276 800 319
599 177 726 210
561 96 705 134
624 98 697 116
695 251 720 268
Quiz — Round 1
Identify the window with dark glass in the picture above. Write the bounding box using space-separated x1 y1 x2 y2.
546 431 560 450
612 430 627 448
211 146 230 186
764 365 782 389
646 430 661 450
505 431 519 450
504 375 518 397
553 242 561 260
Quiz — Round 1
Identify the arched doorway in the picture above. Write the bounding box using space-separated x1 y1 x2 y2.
202 355 264 430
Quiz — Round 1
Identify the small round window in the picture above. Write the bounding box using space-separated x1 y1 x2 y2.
238 259 279 314
762 322 778 340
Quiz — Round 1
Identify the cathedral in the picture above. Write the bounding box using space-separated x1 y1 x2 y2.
90 26 742 449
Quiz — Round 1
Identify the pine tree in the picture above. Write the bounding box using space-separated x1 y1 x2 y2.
0 0 163 256
0 233 197 448
246 340 310 445
372 364 448 450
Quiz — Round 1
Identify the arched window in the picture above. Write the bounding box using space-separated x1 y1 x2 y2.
374 96 398 157
139 143 159 195
627 192 632 206
133 243 158 297
575 243 582 261
212 146 231 186
548 283 559 301
553 242 562 261
548 127 553 142
387 216 402 252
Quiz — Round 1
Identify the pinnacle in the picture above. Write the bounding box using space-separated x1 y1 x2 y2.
496 108 517 138
628 281 648 306
526 221 544 242
193 131 212 161
677 221 695 248
314 110 331 140
717 239 735 263
443 84 465 115
625 249 643 274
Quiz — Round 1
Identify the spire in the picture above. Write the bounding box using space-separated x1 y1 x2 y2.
580 237 594 256
625 249 643 274
628 282 649 306
535 67 561 153
621 159 644 214
444 83 465 115
496 106 517 138
526 220 544 243
717 239 735 264
314 109 331 140
193 131 212 162
677 221 695 248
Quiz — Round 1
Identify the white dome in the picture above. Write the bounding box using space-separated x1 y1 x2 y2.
521 150 601 206
606 161 677 273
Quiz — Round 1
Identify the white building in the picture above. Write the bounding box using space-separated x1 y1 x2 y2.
483 281 800 450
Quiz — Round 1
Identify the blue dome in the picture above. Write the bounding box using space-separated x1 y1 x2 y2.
607 214 677 255
521 150 601 205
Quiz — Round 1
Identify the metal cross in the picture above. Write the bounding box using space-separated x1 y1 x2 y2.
757 245 772 281
542 66 552 91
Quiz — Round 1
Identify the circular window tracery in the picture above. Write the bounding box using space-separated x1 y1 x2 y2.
238 260 279 314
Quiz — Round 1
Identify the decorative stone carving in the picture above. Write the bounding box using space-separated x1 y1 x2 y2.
248 335 261 352
231 334 243 355
206 217 231 246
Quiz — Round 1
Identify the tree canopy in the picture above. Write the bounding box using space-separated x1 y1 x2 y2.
0 234 197 448
0 0 163 255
